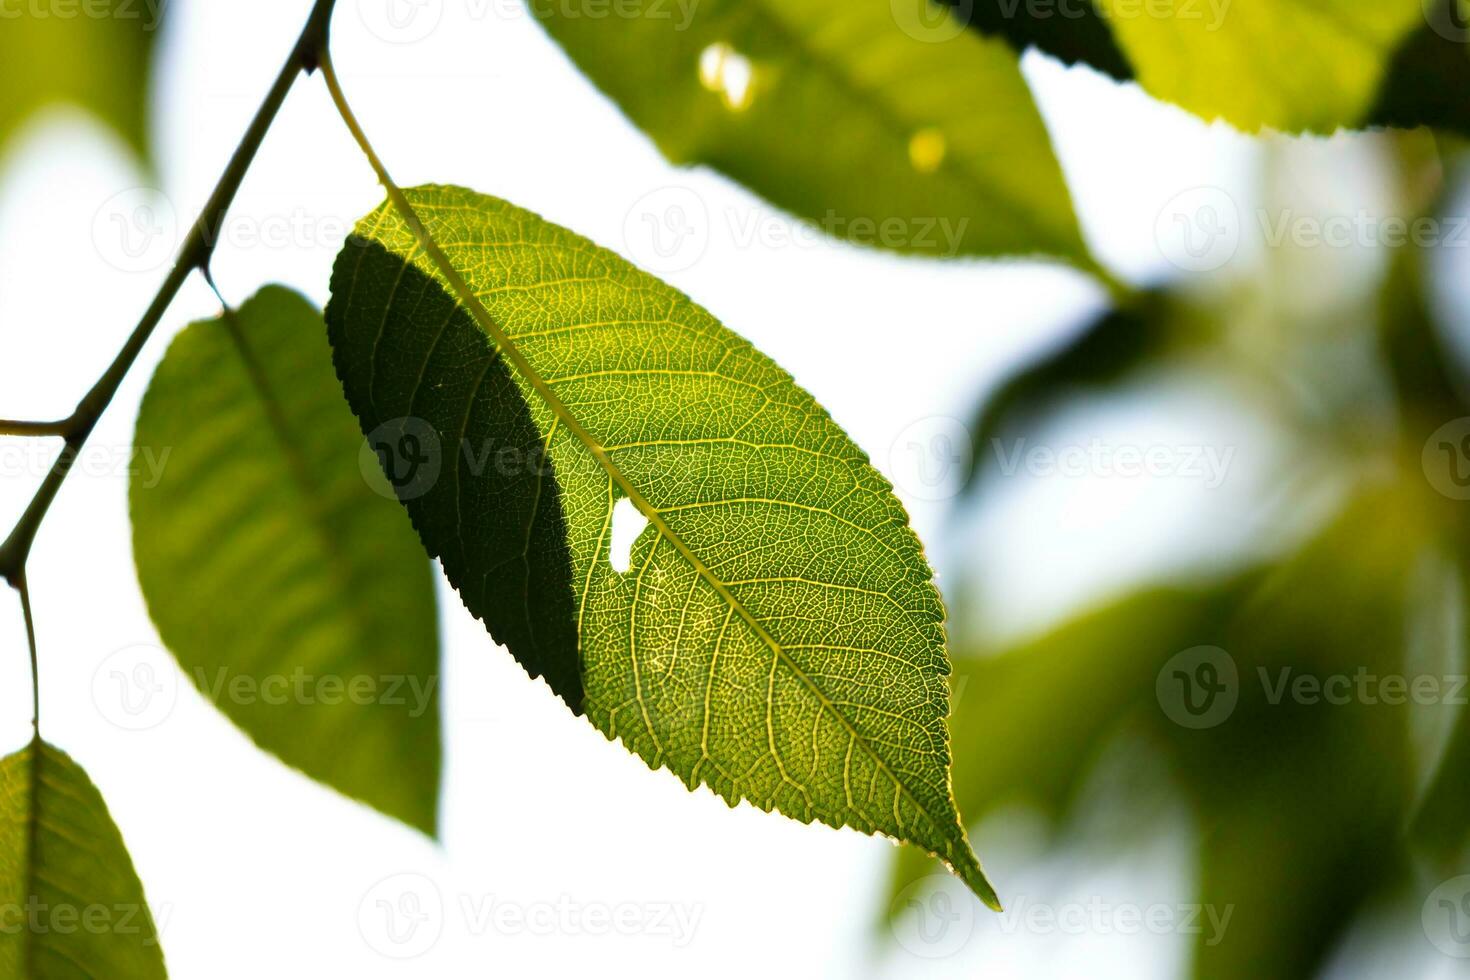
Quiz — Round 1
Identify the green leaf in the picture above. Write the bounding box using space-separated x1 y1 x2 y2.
130 285 441 835
0 1 160 163
964 290 1207 491
528 0 1093 267
0 739 167 978
327 184 999 907
959 0 1470 134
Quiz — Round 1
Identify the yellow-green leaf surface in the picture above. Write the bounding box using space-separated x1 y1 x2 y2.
1101 0 1426 132
130 286 441 835
0 740 166 978
326 184 998 907
528 0 1091 267
1 1 159 162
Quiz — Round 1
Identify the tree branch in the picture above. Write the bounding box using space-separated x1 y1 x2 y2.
0 0 340 587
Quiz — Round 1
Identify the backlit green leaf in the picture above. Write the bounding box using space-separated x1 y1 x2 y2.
130 285 441 835
958 0 1470 134
327 184 998 907
528 0 1093 267
0 739 166 978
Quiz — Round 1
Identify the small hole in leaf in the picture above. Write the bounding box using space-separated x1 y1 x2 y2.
698 41 756 111
608 497 650 574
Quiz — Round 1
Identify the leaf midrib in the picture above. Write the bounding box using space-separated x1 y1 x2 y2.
376 186 952 847
715 0 1081 260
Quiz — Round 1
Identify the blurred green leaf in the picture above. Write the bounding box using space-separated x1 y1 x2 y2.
131 286 442 835
964 290 1213 490
889 485 1438 974
328 183 1000 906
0 739 167 978
528 0 1094 267
885 579 1253 908
1 1 161 164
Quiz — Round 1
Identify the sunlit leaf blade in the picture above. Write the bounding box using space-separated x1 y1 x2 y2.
1100 0 1427 133
528 0 1093 267
130 286 441 835
959 0 1470 134
327 184 998 907
0 740 166 978
1 1 159 162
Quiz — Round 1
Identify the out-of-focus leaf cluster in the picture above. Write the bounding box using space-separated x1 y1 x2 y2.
889 138 1470 977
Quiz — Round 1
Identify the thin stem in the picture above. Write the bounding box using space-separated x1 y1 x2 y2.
16 573 38 735
0 0 339 588
0 420 70 438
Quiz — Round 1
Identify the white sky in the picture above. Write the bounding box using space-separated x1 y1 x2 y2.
0 1 1463 977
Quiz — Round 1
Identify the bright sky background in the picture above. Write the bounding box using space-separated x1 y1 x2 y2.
0 1 1462 977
